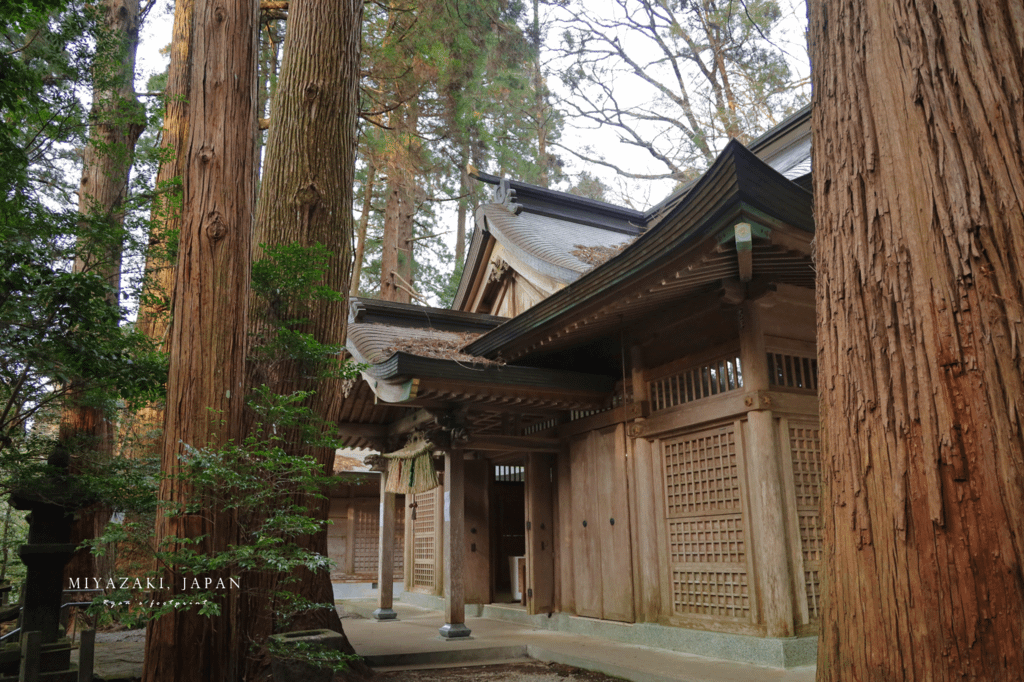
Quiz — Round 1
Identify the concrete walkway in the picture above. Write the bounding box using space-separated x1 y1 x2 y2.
70 631 145 682
339 600 816 682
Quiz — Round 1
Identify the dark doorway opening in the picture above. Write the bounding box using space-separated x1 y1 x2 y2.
490 463 525 603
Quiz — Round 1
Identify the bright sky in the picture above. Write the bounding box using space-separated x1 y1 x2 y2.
131 1 810 302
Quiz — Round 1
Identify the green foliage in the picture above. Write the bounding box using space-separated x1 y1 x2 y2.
249 242 355 381
0 501 29 596
0 0 166 463
356 0 560 304
82 245 363 660
267 636 358 674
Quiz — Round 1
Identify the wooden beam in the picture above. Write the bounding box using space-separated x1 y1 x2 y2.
336 422 387 439
556 406 626 439
735 222 753 282
463 435 562 453
387 408 434 437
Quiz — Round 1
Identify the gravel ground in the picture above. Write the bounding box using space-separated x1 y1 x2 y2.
374 661 624 681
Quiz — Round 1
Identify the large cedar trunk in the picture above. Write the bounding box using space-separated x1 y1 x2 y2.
63 0 144 580
141 0 258 680
243 0 366 676
130 0 194 462
810 1 1024 679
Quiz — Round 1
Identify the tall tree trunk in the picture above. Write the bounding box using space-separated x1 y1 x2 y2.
380 102 419 303
243 0 365 676
350 160 375 299
532 0 548 187
455 145 468 267
142 0 258 679
131 0 194 462
63 0 144 580
811 1 1024 680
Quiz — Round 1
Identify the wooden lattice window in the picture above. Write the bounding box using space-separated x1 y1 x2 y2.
353 506 378 574
349 502 405 577
671 569 750 619
805 569 821 620
791 426 822 508
649 355 743 412
663 425 750 622
790 422 823 621
412 489 437 590
664 427 741 516
669 517 745 564
767 353 818 391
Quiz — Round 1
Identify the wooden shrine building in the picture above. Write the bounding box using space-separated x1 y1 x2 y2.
339 107 820 658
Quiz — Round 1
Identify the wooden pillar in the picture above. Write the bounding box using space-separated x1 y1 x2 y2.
344 487 356 575
739 300 795 637
373 469 398 620
439 450 470 638
627 345 661 622
525 453 555 614
403 494 414 589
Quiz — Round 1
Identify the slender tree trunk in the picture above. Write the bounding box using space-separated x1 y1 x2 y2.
142 0 258 679
811 1 1024 680
531 0 550 188
350 160 375 299
63 0 145 581
455 145 468 267
131 0 194 462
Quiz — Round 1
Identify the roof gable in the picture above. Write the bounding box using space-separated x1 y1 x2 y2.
464 140 814 362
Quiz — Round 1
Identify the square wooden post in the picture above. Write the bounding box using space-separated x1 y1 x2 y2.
439 449 471 638
373 469 398 620
740 300 796 637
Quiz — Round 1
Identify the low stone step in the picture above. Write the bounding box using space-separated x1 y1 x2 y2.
371 657 532 673
363 645 529 669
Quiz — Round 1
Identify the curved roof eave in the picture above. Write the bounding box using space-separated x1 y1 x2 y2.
464 140 813 361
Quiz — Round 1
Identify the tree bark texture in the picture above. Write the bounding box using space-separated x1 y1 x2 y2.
130 0 193 461
142 0 258 679
379 102 418 303
811 1 1024 680
245 0 365 677
64 0 144 580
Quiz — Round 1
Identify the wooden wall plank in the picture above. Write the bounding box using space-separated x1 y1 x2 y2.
600 424 635 623
464 461 491 604
632 436 662 622
571 433 602 618
526 453 556 614
557 450 575 613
